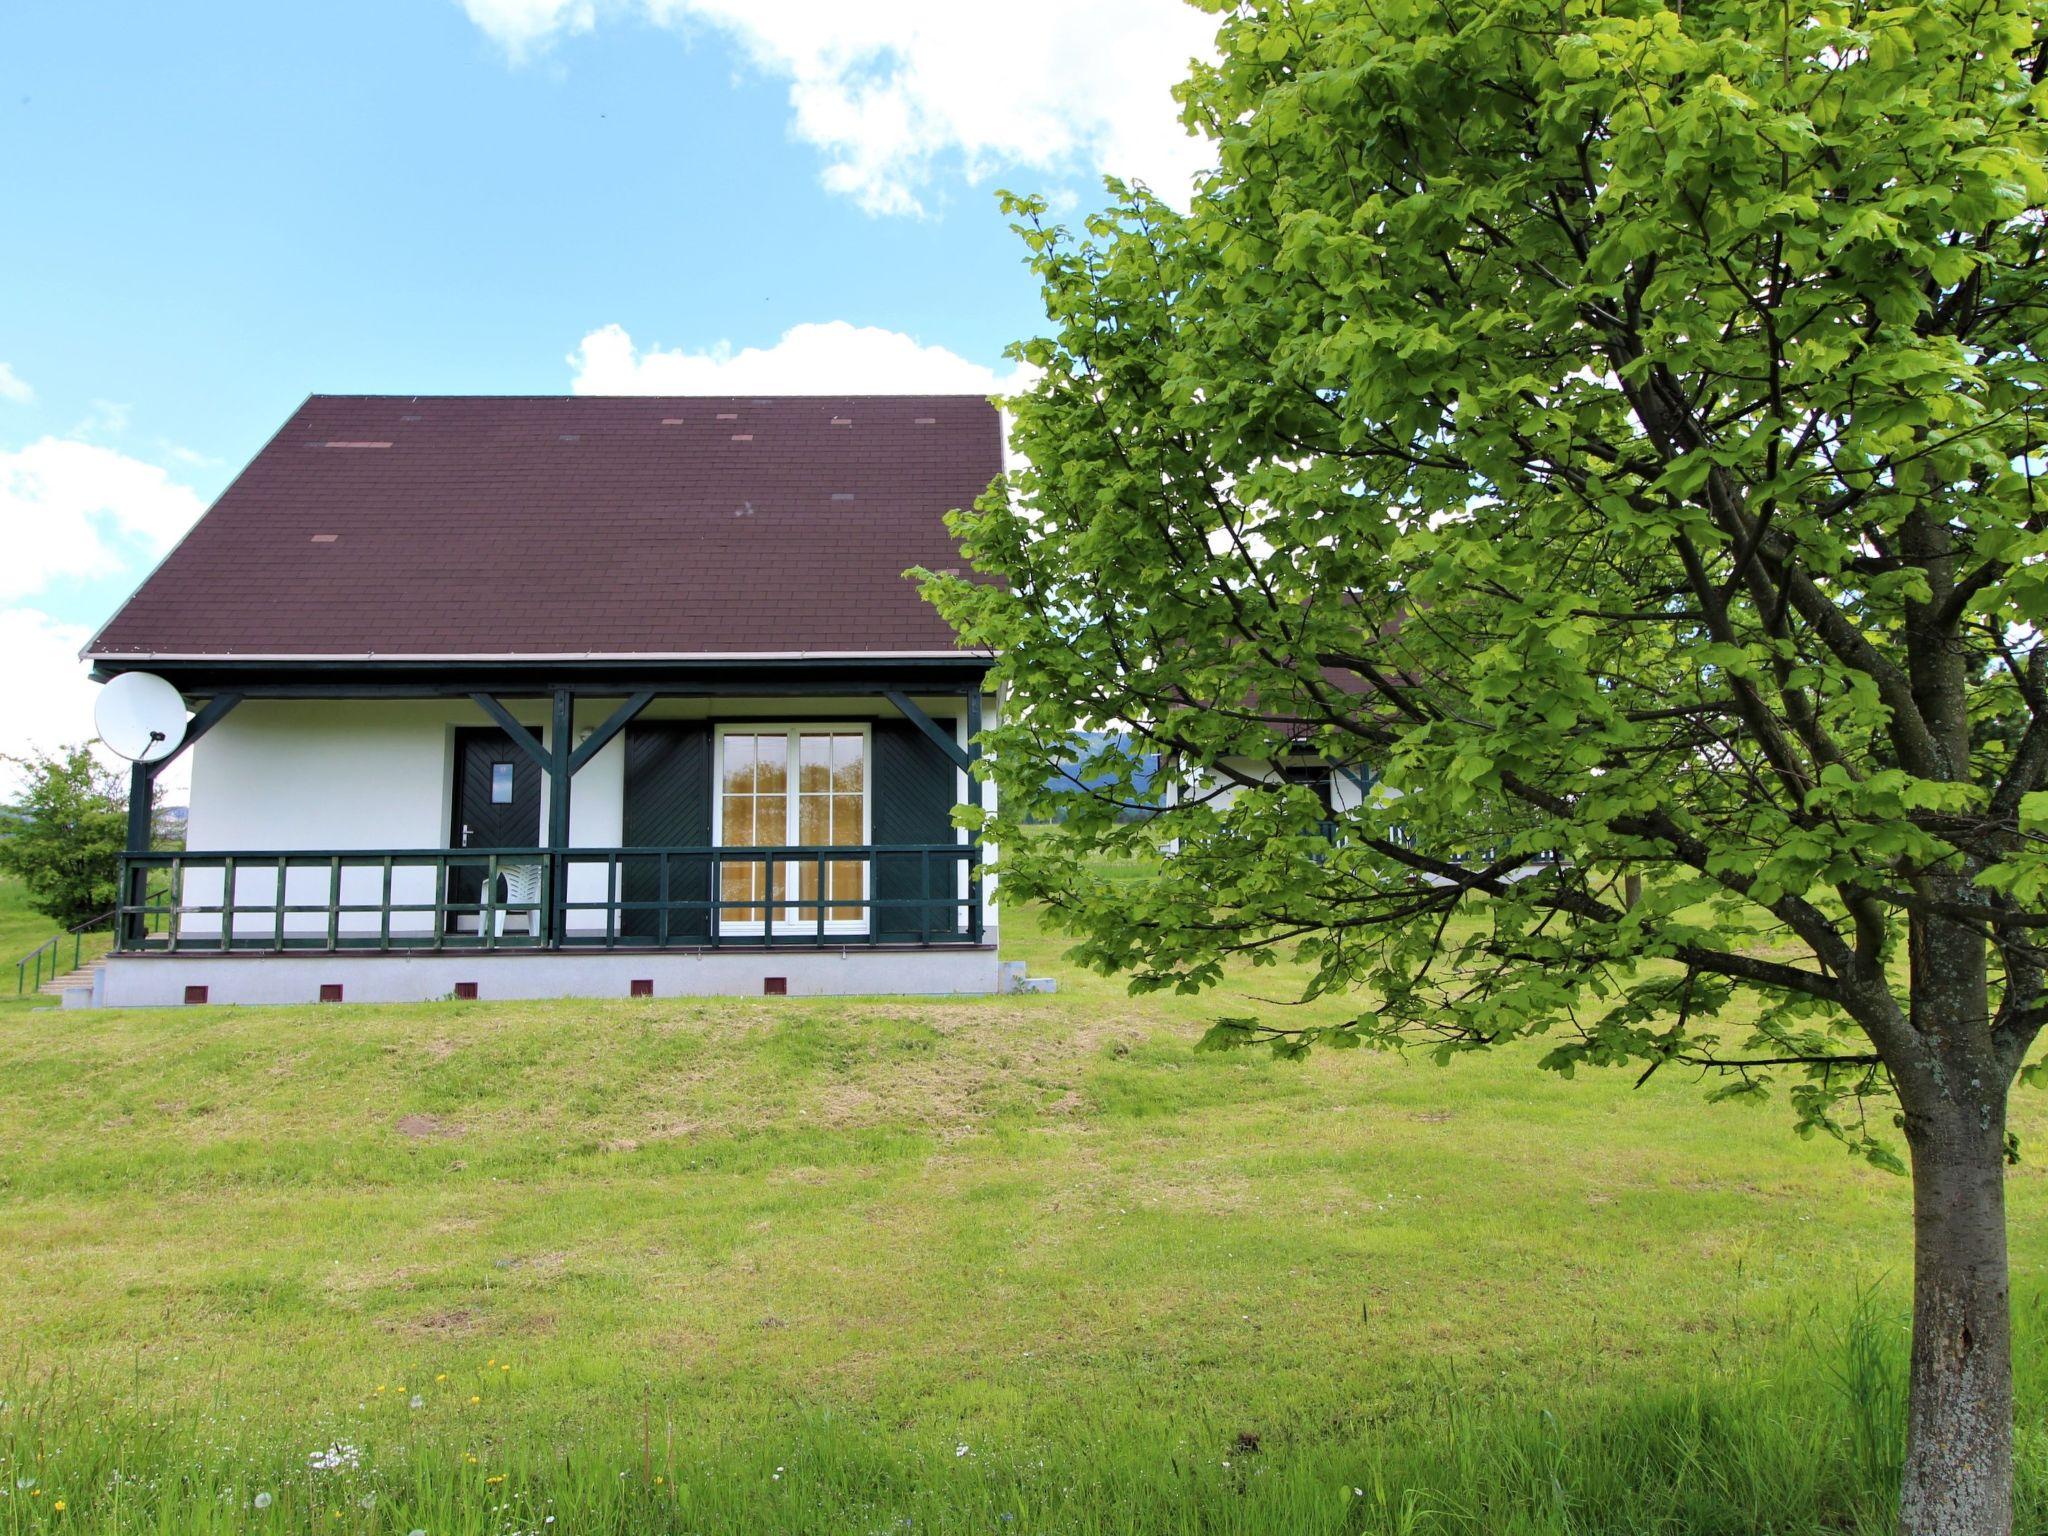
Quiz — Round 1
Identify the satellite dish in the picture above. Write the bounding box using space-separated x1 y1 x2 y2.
95 672 189 764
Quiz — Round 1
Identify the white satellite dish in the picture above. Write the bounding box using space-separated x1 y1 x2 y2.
95 672 189 764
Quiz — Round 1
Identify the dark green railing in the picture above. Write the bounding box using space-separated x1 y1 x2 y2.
114 844 984 954
13 910 116 996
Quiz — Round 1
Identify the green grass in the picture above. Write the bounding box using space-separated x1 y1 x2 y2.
0 888 2044 1532
0 875 111 1013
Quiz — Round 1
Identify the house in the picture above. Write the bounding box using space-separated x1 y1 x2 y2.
81 394 1004 1006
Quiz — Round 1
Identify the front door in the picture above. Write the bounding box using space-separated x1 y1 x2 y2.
449 727 542 922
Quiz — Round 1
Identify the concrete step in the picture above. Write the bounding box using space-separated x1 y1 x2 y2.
39 957 107 997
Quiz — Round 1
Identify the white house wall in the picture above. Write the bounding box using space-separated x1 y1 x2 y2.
1197 757 1367 814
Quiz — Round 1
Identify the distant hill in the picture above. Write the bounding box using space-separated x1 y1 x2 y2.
1039 732 1161 821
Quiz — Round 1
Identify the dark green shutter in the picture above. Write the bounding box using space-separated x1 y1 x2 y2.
872 718 960 940
622 724 711 940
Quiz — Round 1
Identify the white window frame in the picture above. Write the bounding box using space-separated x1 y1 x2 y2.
710 722 874 937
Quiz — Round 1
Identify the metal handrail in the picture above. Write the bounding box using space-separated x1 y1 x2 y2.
13 908 117 996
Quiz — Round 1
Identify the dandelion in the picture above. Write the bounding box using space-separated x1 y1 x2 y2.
469 1396 481 1406
500 1365 509 1373
53 1501 65 1512
436 1373 448 1382
487 1475 505 1486
360 1494 377 1510
254 1492 274 1510
653 1476 664 1486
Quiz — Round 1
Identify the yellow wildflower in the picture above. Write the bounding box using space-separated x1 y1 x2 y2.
53 1501 65 1513
469 1395 481 1405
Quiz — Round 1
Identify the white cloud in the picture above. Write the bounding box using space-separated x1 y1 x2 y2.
0 607 190 801
0 437 205 601
568 319 1030 395
458 0 594 59
0 363 31 404
460 0 1219 214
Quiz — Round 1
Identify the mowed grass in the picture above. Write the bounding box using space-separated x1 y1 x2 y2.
0 875 2045 1532
1 875 112 1012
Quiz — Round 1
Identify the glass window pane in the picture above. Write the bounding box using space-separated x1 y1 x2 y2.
833 733 864 791
723 733 757 795
720 860 759 923
490 762 514 804
756 733 787 795
830 859 861 922
798 794 829 844
722 797 754 847
832 793 861 845
799 734 832 793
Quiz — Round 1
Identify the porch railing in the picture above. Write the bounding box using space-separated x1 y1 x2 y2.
114 844 984 954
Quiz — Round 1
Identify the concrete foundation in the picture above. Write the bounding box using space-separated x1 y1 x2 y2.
96 946 1002 1007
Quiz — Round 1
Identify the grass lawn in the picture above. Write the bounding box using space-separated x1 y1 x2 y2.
1 875 112 1007
0 874 2044 1532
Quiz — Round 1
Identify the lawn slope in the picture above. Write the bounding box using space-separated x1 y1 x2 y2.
0 899 2043 1533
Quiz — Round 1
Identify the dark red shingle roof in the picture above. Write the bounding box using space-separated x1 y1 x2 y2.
87 394 1001 659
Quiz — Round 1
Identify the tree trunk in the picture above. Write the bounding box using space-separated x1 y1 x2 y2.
1899 1079 2013 1535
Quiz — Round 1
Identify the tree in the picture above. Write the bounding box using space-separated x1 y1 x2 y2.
921 2 2048 1529
0 746 134 929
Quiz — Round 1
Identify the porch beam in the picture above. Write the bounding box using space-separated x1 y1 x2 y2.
569 690 656 774
1336 764 1376 802
468 693 553 772
883 689 971 771
124 692 243 854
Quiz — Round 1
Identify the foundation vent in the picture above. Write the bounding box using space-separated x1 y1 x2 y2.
318 983 344 1003
763 977 788 996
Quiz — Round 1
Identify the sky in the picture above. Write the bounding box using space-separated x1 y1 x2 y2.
0 0 1219 796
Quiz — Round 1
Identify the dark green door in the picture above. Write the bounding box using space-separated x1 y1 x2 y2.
872 719 962 940
621 723 712 941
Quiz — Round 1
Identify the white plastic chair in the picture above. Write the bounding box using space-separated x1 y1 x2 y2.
497 862 546 937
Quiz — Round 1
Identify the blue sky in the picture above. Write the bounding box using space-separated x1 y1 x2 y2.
0 0 1214 788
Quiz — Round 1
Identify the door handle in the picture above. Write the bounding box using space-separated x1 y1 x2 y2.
461 823 473 847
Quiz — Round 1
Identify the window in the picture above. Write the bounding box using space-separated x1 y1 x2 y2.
490 762 515 804
715 726 869 932
1281 764 1335 818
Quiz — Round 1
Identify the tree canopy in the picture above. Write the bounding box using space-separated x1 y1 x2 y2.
0 746 132 930
922 2 2048 1527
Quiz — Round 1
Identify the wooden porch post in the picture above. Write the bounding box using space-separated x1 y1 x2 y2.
548 688 573 947
966 686 983 944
